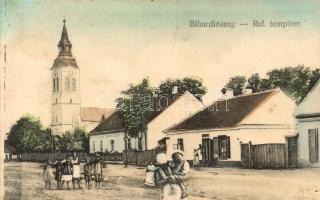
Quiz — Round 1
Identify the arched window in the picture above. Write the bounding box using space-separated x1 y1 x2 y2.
65 77 70 91
72 78 76 91
53 78 56 92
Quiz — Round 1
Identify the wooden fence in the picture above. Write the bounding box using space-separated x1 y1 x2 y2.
20 152 123 163
18 150 154 166
124 150 156 166
241 138 297 169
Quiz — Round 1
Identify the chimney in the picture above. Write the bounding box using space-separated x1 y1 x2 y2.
221 87 233 98
243 88 253 95
172 86 179 95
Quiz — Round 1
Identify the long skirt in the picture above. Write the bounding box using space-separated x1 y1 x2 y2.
144 171 155 187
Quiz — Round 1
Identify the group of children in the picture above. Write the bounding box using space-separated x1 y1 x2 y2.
43 153 104 190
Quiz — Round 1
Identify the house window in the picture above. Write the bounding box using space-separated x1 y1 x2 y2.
308 129 319 163
127 139 132 150
93 141 96 152
72 78 76 91
110 140 114 151
177 138 184 151
218 136 230 159
100 140 103 152
65 77 70 91
138 137 142 150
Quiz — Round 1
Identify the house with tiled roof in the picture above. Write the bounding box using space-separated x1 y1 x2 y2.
295 79 320 167
164 89 296 166
89 91 204 153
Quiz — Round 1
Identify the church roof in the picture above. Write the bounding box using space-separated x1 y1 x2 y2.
81 107 116 122
165 90 279 132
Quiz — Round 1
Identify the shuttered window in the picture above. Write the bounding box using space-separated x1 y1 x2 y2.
308 129 319 163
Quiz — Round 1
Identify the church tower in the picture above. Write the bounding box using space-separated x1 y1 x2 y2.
51 19 81 135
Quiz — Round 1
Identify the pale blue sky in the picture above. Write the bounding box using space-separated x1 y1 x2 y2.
2 0 320 132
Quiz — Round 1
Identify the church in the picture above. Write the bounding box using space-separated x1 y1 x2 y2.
50 20 115 135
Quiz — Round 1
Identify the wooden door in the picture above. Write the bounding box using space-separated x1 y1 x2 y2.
287 136 298 167
202 138 210 166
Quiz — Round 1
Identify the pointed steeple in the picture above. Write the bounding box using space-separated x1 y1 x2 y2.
58 19 72 56
51 19 78 69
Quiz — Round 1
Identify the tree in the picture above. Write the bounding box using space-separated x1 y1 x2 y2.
116 78 154 167
157 77 207 101
224 76 247 96
267 65 315 102
7 114 51 153
54 128 89 152
247 73 261 93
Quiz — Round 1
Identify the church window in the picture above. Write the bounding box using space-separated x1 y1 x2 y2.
53 78 56 92
56 98 57 104
65 77 70 91
72 78 76 91
70 98 72 103
56 77 59 91
55 116 58 123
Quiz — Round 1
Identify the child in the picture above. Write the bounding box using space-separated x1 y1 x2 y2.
83 158 92 189
43 160 54 189
144 161 156 187
54 160 63 189
72 152 81 189
93 154 103 188
61 156 73 190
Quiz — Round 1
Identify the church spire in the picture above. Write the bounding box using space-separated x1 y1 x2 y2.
58 18 72 56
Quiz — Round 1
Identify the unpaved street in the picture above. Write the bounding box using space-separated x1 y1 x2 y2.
4 162 320 200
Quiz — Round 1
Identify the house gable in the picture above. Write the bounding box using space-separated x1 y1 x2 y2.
146 91 204 149
239 90 296 126
295 79 320 118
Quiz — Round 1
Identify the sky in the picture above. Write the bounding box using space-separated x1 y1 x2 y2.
1 0 320 133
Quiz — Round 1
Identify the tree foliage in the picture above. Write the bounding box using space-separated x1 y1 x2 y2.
7 114 89 153
7 114 52 153
223 66 320 102
157 77 207 101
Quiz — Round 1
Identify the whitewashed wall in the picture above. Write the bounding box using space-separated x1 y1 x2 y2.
296 118 320 167
147 91 204 150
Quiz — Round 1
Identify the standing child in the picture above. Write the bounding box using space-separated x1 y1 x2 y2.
43 160 54 189
72 152 81 189
93 154 103 188
83 158 92 189
54 160 63 189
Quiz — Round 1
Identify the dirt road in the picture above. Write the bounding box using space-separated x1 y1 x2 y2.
4 162 320 200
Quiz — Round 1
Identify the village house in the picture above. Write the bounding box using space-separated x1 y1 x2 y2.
164 89 296 166
89 91 204 153
295 79 320 167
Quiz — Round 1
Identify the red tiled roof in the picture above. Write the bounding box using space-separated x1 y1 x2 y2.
165 90 279 132
81 107 116 122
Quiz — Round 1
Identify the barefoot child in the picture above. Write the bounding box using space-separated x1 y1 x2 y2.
83 158 92 189
43 160 54 189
